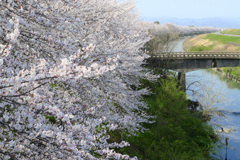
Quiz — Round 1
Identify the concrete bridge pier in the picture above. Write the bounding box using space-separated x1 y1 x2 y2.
178 71 186 92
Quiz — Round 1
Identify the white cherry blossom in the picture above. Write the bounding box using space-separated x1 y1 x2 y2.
0 0 151 159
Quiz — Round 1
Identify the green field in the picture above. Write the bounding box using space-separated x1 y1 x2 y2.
204 34 240 44
221 29 240 35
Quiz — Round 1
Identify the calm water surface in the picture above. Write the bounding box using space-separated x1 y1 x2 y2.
186 70 240 160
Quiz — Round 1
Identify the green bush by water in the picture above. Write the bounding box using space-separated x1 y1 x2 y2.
116 78 219 160
222 66 240 79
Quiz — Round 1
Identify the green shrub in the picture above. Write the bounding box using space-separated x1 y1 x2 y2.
116 78 219 160
222 67 240 79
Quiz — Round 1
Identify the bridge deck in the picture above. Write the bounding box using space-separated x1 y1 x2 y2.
151 52 240 59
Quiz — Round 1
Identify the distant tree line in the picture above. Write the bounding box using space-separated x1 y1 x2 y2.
141 22 221 55
143 22 221 37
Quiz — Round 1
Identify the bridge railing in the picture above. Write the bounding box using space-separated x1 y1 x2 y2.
150 52 240 59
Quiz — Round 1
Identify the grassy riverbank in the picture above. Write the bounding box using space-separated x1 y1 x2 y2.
183 34 240 52
222 67 240 79
112 77 219 159
220 29 240 35
183 30 240 80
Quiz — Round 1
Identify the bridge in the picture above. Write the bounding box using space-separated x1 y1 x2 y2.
151 51 240 59
144 51 240 92
145 51 240 70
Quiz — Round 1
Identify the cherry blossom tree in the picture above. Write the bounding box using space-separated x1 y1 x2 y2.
142 22 221 37
0 0 151 159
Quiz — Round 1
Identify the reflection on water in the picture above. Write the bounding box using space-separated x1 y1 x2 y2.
207 69 240 90
219 110 240 116
231 112 240 116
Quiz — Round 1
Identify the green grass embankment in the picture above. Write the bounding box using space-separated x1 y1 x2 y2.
188 44 214 52
183 34 240 52
205 34 240 44
220 29 240 35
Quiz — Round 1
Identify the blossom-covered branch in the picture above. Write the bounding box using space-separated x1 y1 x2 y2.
0 0 151 159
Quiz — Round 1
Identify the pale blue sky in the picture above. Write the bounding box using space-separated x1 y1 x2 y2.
135 0 240 19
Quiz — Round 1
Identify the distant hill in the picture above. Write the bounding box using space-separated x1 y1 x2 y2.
143 17 240 28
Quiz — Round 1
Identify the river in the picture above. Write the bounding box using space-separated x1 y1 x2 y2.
173 37 240 160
